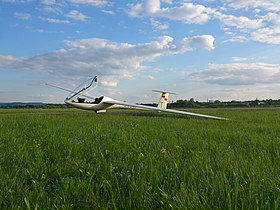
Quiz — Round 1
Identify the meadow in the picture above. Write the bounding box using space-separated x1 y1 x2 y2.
0 107 279 209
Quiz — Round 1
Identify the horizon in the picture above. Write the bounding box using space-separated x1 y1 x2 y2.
1 0 280 103
1 97 279 105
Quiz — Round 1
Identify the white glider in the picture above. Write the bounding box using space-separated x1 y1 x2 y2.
46 76 228 120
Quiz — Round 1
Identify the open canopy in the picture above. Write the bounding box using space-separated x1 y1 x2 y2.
67 76 98 100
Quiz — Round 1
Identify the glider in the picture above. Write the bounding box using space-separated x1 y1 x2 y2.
46 76 228 120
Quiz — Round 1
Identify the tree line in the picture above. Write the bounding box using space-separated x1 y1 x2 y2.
168 98 280 108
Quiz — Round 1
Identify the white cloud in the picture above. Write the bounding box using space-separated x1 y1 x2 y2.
142 75 155 80
222 0 280 11
254 9 261 14
101 10 114 15
128 1 212 24
232 57 248 62
251 27 280 44
262 13 280 25
126 0 280 46
33 29 64 33
39 16 70 24
189 63 280 85
43 6 61 13
162 0 172 4
144 0 160 15
180 35 215 51
0 35 215 86
150 18 169 30
42 0 56 5
41 0 66 14
127 3 142 17
68 0 112 7
162 3 211 24
127 0 270 46
215 12 263 29
14 12 31 20
0 55 23 68
65 10 88 22
2 0 32 2
223 36 248 43
100 76 118 87
250 13 280 44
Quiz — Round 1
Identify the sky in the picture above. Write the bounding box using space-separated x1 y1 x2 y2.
0 0 280 103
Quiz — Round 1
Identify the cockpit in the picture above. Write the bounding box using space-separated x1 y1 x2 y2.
66 76 103 104
74 96 104 104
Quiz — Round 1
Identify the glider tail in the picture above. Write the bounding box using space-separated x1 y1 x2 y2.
153 90 176 109
158 92 169 109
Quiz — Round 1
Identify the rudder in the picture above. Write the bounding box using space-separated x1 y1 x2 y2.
158 92 169 109
153 90 176 109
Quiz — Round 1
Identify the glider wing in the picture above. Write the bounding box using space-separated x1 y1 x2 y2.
104 100 228 120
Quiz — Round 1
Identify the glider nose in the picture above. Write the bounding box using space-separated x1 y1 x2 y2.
64 99 71 105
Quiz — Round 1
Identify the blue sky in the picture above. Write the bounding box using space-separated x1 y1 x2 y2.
1 0 280 103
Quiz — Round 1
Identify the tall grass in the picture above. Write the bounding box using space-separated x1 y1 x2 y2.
0 108 279 209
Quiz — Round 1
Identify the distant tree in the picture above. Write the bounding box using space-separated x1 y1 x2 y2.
186 98 200 108
174 99 188 108
214 100 221 104
267 99 273 105
250 98 259 106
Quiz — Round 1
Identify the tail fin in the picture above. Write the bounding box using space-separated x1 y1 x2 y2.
153 90 176 109
158 92 169 109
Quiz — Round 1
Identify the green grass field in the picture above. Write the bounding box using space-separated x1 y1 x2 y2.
0 108 279 209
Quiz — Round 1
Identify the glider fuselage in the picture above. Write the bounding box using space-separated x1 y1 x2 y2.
65 96 119 111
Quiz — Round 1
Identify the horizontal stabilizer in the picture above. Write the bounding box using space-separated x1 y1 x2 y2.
152 90 176 95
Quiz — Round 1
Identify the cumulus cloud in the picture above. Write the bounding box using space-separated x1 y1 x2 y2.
216 11 280 44
0 35 215 86
128 0 212 24
250 13 280 44
144 0 160 15
127 0 280 46
99 76 118 87
215 12 263 29
263 13 280 25
222 0 280 11
251 27 280 44
180 35 215 51
150 18 169 30
127 0 262 30
65 10 88 22
189 63 280 85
